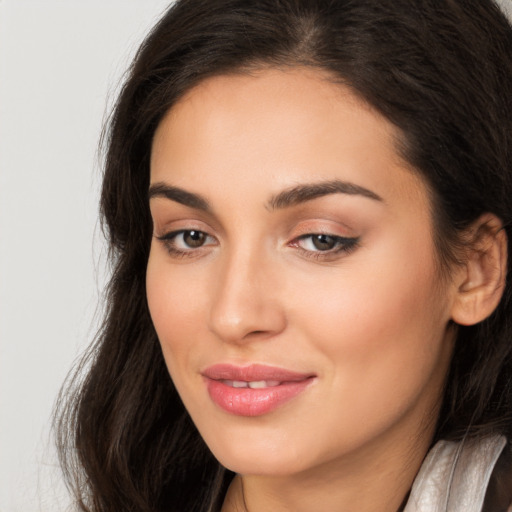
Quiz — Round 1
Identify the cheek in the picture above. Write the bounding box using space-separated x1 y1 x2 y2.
309 263 440 345
146 250 208 374
301 220 447 344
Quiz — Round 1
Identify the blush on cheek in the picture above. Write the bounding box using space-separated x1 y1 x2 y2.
147 256 200 327
304 260 442 360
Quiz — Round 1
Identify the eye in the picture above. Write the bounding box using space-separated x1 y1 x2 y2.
292 233 360 259
156 229 216 257
178 230 208 248
301 234 339 251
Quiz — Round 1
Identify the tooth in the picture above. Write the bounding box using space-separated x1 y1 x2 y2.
221 380 283 389
248 380 266 389
248 380 281 389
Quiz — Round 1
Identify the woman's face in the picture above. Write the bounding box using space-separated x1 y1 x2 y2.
147 68 459 476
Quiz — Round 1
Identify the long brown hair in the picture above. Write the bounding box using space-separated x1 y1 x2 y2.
55 1 512 510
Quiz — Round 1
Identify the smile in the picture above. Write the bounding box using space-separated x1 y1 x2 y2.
221 380 281 388
202 364 315 416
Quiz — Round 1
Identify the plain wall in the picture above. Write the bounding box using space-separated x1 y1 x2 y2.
1 1 511 511
0 2 171 511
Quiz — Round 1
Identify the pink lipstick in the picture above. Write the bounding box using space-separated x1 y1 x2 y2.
202 364 315 416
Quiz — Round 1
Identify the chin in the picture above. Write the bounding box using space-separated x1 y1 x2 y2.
199 424 315 476
216 451 306 477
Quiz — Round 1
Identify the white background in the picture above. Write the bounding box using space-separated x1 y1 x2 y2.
1 1 511 512
0 2 171 511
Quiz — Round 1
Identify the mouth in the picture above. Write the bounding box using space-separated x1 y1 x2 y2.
202 364 316 416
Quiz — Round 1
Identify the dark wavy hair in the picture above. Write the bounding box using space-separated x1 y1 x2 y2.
55 1 512 511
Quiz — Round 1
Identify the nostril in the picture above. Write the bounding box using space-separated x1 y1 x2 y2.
242 329 274 340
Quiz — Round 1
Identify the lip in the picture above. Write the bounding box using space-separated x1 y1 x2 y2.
202 364 316 417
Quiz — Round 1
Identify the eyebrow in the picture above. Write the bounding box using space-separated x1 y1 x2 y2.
148 179 383 212
148 182 211 211
268 179 383 209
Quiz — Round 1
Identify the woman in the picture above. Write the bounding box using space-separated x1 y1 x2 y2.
56 1 512 511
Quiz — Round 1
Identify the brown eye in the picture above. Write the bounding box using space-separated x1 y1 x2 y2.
183 230 207 248
157 229 216 258
311 234 337 251
293 233 360 258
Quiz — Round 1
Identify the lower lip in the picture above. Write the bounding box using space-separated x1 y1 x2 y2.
205 378 314 416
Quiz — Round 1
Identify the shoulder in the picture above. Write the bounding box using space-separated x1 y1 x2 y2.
406 435 511 512
483 439 512 512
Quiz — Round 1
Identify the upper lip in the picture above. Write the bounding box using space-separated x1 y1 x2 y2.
201 363 315 382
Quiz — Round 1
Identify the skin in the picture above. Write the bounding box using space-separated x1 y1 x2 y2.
146 68 463 512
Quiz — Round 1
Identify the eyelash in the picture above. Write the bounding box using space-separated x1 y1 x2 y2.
292 234 360 260
156 230 217 259
156 230 360 261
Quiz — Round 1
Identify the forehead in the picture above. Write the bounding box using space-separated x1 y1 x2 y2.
150 67 428 212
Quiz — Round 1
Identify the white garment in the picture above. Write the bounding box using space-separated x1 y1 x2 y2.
405 435 507 512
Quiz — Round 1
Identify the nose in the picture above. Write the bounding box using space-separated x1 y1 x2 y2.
208 248 287 344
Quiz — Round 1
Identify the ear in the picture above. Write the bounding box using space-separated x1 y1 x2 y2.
450 214 508 326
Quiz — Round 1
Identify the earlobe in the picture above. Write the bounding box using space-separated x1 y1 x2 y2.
450 214 508 326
